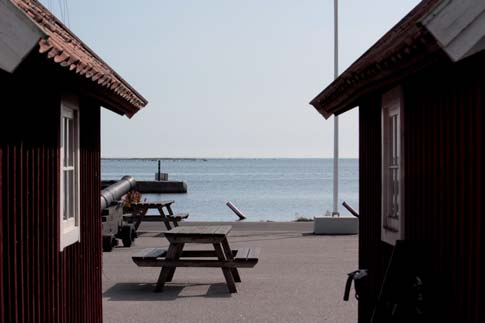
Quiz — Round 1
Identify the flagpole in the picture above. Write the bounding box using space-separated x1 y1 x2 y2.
333 0 339 216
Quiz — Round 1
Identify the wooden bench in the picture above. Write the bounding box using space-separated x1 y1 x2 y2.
233 247 261 267
132 225 260 293
132 247 260 269
129 201 189 230
124 213 188 225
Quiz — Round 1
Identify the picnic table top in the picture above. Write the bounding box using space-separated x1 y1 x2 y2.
163 225 232 237
131 200 174 207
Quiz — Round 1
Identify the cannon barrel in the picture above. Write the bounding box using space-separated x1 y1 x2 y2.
342 201 359 218
100 176 136 210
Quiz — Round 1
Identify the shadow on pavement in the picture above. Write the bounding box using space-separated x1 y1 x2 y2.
103 282 232 301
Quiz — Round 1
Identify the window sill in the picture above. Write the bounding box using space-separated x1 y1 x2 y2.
383 225 399 233
60 226 80 251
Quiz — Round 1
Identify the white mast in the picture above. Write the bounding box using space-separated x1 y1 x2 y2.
332 0 339 216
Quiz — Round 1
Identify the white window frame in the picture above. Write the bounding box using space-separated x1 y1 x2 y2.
60 95 80 251
381 86 404 245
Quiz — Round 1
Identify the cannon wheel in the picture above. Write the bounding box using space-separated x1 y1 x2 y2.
102 235 115 252
121 224 135 247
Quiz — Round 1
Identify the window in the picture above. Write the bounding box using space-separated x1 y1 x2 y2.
381 87 404 245
60 95 80 251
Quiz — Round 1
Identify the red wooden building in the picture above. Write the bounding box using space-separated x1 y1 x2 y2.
0 0 147 322
311 1 483 322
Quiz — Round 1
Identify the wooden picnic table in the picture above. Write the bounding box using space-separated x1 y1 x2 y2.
132 225 260 293
130 200 188 230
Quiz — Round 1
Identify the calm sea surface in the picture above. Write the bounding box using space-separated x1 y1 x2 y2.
101 158 358 222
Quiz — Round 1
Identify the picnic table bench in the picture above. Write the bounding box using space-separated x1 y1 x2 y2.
128 200 189 230
132 225 260 293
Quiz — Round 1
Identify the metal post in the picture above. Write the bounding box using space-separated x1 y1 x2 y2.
157 160 161 181
333 0 339 216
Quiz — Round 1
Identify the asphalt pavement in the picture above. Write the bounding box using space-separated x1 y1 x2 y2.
102 222 358 323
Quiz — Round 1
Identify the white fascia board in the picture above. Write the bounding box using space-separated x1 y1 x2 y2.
421 0 485 62
0 0 45 73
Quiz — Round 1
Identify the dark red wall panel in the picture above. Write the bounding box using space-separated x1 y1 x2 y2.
403 54 482 323
0 144 3 319
358 96 394 323
0 54 102 322
357 52 483 322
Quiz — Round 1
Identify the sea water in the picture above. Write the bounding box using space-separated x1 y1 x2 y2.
101 158 358 222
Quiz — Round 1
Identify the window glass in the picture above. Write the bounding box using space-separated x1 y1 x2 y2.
382 87 403 245
60 96 80 251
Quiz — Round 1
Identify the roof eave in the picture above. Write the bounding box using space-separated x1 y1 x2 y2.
309 101 332 120
8 0 148 117
310 0 443 118
311 33 446 118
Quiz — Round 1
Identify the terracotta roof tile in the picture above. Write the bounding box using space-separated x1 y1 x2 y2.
10 0 148 116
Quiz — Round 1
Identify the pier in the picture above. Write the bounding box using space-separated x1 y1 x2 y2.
101 180 187 193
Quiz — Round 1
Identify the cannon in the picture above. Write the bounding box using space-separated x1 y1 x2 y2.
100 176 137 252
100 175 136 210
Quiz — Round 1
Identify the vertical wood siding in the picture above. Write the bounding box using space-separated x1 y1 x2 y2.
358 96 393 323
403 54 482 323
0 143 3 319
357 52 482 322
0 56 102 322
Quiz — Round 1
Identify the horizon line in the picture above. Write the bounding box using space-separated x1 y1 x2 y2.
100 156 359 160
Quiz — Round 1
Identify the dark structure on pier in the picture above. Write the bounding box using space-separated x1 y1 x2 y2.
311 0 483 322
0 1 147 322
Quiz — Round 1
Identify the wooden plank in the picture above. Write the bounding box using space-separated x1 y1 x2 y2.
133 248 247 261
167 236 226 244
165 225 231 236
179 250 217 257
204 226 218 234
169 213 189 219
156 205 167 218
214 225 232 236
125 214 188 222
234 247 260 267
247 247 261 260
163 226 200 235
213 243 237 293
164 226 188 235
166 244 184 282
132 205 148 230
234 259 258 268
162 218 172 231
155 243 183 292
165 204 174 215
133 258 259 268
132 248 166 260
194 226 217 235
221 238 241 283
128 201 187 231
131 200 174 208
235 248 250 261
164 226 232 243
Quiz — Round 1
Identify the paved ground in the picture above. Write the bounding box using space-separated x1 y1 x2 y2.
102 222 358 323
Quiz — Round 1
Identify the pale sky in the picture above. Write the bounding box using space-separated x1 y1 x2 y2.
42 0 420 158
